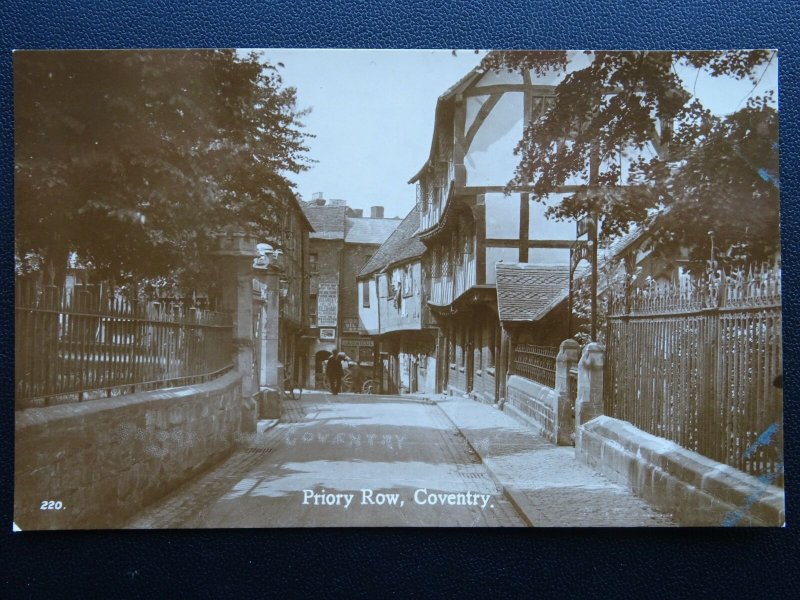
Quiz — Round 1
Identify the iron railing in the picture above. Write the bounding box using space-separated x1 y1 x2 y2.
605 265 783 483
511 344 558 389
15 282 233 409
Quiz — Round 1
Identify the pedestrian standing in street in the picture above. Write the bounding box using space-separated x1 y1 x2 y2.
327 349 343 395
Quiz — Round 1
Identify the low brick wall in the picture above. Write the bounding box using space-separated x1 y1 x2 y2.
15 371 244 530
576 416 785 526
503 375 559 444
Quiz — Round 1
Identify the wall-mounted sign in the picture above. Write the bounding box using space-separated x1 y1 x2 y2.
343 317 360 332
319 328 336 340
317 282 338 327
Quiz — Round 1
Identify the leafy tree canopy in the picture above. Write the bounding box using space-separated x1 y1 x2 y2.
481 50 778 267
15 49 311 289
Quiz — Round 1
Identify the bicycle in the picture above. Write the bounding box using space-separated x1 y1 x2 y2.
282 369 303 401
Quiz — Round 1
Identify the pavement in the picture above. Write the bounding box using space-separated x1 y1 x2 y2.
127 391 674 528
429 393 676 527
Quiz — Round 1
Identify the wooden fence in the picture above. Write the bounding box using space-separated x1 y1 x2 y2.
15 281 233 410
605 265 782 483
511 344 558 389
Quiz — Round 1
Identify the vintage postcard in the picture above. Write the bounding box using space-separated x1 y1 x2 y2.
13 49 782 529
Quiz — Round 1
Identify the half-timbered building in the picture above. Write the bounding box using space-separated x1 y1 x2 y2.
411 58 590 403
357 206 437 394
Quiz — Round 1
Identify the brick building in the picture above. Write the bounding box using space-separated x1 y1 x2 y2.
302 194 401 390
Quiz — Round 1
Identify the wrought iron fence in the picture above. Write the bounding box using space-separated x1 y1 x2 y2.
511 343 558 389
15 282 233 410
605 265 783 483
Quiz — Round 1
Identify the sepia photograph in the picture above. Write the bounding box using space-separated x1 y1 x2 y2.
13 48 782 529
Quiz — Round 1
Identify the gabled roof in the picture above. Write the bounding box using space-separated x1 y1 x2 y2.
345 217 402 245
408 61 486 184
359 207 426 277
302 204 347 239
301 202 401 244
495 263 571 322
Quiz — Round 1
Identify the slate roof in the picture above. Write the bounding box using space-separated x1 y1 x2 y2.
302 204 347 239
359 207 426 277
301 202 401 244
495 263 571 322
345 217 402 245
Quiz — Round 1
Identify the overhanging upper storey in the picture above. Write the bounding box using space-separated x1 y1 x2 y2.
411 52 597 235
411 51 675 238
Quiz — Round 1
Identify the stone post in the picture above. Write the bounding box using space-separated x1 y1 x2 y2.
211 229 260 434
253 251 284 419
575 342 605 429
497 326 510 409
554 339 580 445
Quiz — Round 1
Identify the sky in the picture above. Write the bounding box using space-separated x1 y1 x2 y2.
247 49 778 219
251 49 486 218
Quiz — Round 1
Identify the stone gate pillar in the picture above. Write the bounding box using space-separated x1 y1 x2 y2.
555 339 580 445
211 229 259 433
575 342 605 429
253 251 284 419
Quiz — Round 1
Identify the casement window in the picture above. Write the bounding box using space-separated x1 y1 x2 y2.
309 253 318 273
362 280 370 308
417 181 428 213
309 294 318 327
402 265 413 297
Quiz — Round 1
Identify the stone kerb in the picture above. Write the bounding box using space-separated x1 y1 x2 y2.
575 342 604 429
555 339 580 445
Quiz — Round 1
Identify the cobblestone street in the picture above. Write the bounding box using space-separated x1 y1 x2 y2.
128 393 525 527
128 392 674 528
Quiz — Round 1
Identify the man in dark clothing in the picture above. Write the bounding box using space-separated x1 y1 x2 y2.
326 349 343 395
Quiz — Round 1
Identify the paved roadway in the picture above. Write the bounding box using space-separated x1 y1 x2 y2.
128 393 526 528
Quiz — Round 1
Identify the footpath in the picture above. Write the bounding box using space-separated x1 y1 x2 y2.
428 393 676 527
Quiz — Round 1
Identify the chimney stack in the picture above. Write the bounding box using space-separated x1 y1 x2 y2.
351 208 363 218
329 199 346 207
370 206 384 219
310 192 325 206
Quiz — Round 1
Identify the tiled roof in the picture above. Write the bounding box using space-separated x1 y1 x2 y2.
345 217 402 245
359 207 426 277
302 204 347 239
495 224 652 323
495 263 571 322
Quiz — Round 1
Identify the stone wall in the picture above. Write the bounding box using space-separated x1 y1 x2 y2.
576 416 785 526
15 371 244 530
504 374 559 444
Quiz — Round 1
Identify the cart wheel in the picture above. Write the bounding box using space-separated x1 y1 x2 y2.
341 369 353 392
361 379 377 394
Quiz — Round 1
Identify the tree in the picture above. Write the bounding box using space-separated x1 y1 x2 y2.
480 50 779 266
15 49 311 290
